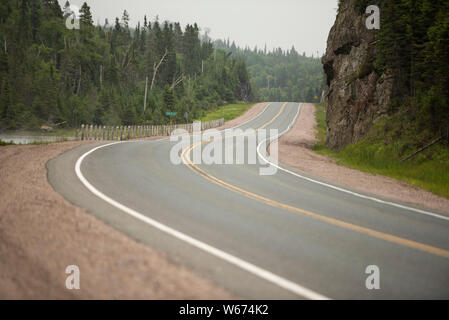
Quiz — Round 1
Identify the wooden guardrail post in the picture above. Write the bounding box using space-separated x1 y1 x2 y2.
80 124 84 140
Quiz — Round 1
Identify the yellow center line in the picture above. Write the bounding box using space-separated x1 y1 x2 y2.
181 103 449 259
257 102 288 130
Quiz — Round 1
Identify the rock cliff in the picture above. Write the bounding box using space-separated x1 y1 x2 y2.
322 0 393 150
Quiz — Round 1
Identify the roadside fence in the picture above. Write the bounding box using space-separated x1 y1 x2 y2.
75 118 225 141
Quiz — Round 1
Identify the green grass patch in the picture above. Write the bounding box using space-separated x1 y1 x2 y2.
197 103 254 123
27 138 70 145
0 139 16 146
313 103 449 199
2 128 78 137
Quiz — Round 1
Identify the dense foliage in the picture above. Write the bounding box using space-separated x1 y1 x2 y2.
214 40 324 103
0 0 253 129
353 0 449 140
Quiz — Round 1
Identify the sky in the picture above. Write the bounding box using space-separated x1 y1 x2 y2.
59 0 339 56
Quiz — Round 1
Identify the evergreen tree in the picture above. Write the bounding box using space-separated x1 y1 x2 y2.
0 2 254 129
79 2 93 26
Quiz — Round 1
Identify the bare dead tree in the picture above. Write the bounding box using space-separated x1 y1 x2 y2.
100 65 103 90
76 65 82 95
170 74 185 90
149 48 168 94
143 76 148 113
121 43 134 69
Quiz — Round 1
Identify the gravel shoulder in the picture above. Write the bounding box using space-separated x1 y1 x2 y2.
0 101 267 299
0 141 235 299
277 103 449 214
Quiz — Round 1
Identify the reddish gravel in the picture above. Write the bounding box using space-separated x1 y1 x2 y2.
0 103 267 299
0 140 235 299
277 103 449 214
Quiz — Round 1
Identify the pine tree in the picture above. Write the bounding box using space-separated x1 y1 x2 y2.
79 2 93 26
42 0 62 19
163 86 175 111
122 10 130 29
30 0 41 41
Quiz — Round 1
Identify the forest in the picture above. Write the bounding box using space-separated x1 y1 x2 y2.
353 0 449 140
0 0 255 129
214 40 324 103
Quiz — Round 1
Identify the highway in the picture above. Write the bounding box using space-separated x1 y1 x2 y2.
48 102 449 299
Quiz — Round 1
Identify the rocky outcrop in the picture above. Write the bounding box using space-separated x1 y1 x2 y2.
322 0 393 150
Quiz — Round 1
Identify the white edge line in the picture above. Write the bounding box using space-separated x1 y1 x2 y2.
226 102 272 130
257 103 449 222
75 140 330 300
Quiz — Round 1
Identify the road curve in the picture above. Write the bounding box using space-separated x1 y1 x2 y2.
48 102 449 299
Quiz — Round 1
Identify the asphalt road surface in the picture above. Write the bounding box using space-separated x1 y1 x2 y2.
48 102 449 299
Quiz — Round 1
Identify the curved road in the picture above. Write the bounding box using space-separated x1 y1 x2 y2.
48 102 449 299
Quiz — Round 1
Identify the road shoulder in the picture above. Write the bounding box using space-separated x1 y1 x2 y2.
277 103 449 214
0 141 233 299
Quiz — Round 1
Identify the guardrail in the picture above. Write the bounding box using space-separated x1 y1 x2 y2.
75 118 225 141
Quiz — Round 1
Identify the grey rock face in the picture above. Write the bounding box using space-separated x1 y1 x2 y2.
322 0 393 150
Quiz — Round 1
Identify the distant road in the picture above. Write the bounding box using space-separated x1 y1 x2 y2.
49 102 449 299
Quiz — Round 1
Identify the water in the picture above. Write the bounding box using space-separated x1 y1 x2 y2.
0 135 76 145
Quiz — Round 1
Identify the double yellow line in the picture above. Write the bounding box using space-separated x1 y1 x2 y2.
181 103 449 259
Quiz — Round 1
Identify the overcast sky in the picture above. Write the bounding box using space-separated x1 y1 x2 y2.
60 0 339 56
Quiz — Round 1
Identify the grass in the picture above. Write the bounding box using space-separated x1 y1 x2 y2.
28 138 70 145
0 137 71 146
0 139 16 146
1 128 77 137
197 103 255 123
313 103 449 199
